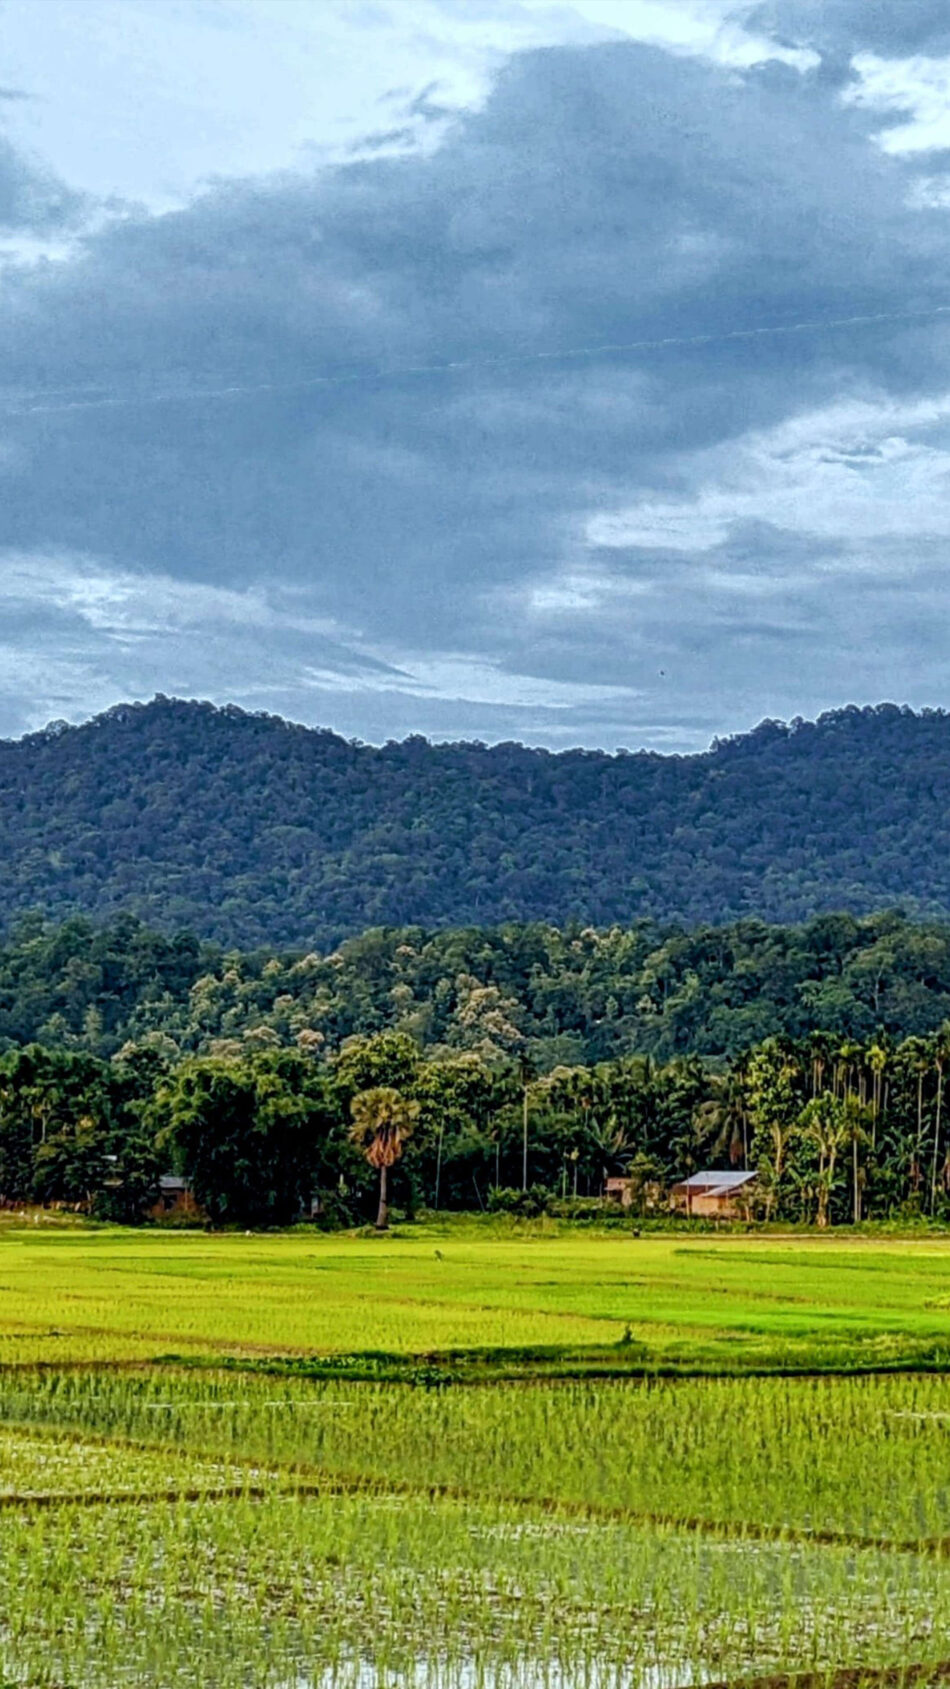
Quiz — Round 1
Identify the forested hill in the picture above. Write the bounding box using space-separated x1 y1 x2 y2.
3 697 950 946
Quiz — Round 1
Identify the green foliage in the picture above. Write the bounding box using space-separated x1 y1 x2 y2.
10 909 950 1223
487 1184 552 1218
12 906 950 1070
152 1050 332 1226
0 1042 160 1213
5 698 950 946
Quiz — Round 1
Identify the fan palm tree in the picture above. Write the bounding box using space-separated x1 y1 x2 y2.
349 1086 419 1231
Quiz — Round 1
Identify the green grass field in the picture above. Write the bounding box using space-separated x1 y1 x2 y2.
4 1219 950 1685
1 1217 950 1371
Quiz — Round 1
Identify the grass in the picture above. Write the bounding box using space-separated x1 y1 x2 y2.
5 1219 950 1683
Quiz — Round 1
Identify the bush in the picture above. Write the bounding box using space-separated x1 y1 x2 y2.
545 1196 629 1224
487 1184 553 1218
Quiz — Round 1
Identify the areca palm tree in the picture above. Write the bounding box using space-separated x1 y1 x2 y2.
806 1033 835 1102
349 1086 419 1231
799 1094 852 1228
867 1041 888 1149
835 1039 864 1105
904 1037 932 1196
930 1027 950 1213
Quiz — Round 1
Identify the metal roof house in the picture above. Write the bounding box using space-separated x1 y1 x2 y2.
151 1173 200 1219
670 1169 758 1218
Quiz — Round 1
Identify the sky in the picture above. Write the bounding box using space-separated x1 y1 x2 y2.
1 1 950 751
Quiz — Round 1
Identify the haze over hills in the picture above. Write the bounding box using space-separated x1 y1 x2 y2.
1 696 948 948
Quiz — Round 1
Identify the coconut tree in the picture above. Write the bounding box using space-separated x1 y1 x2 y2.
692 1063 751 1168
349 1086 419 1231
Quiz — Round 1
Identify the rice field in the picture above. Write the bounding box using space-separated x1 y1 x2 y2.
3 1223 950 1684
3 1221 950 1368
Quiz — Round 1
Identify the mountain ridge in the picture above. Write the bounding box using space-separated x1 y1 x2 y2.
23 693 947 757
1 695 948 946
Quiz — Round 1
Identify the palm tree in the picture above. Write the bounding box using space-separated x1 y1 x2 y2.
806 1032 835 1101
747 1040 801 1219
693 1065 751 1168
843 1092 872 1224
867 1041 888 1149
349 1087 419 1231
799 1094 852 1228
930 1027 950 1214
904 1037 932 1198
835 1039 864 1105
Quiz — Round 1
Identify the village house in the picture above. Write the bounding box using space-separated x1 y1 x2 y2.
150 1174 201 1220
669 1168 758 1218
602 1171 664 1213
604 1175 635 1206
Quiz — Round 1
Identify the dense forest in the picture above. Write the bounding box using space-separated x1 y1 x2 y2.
6 907 950 1066
5 697 950 944
1 911 950 1226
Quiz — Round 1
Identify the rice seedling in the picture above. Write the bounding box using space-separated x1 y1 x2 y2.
0 1423 264 1501
6 1367 950 1546
2 1489 950 1687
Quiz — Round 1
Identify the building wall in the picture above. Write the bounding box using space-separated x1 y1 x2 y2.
604 1180 634 1207
148 1189 203 1222
670 1185 755 1218
689 1192 742 1218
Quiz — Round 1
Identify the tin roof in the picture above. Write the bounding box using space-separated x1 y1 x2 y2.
678 1169 757 1191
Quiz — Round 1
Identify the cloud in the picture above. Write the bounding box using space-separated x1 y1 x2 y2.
0 0 810 213
738 2 950 63
0 549 638 744
588 393 950 553
0 133 84 232
2 37 950 747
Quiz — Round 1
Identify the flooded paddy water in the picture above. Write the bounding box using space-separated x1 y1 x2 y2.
1 1369 950 1685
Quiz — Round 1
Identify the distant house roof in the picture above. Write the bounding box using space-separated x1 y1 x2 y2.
677 1169 757 1192
159 1174 188 1194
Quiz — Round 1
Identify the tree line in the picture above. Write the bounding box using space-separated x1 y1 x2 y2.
3 1023 950 1228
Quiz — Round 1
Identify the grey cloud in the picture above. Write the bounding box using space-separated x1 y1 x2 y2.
0 132 84 231
2 39 950 744
738 3 950 66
